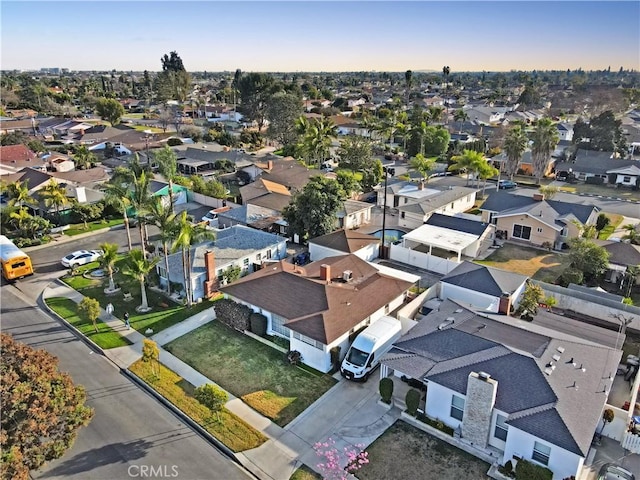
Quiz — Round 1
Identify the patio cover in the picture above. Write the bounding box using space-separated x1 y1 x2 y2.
402 224 479 252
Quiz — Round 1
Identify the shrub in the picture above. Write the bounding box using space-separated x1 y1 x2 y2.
249 312 267 336
558 268 584 287
214 298 251 331
379 377 394 404
498 460 515 478
585 176 604 185
541 241 553 251
515 459 553 480
415 413 454 436
167 138 183 146
329 346 341 372
405 389 421 416
286 350 302 365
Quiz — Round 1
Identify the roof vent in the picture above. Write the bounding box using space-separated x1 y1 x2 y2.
544 367 554 375
454 309 463 313
552 353 561 362
437 318 455 330
343 270 353 282
478 371 491 381
557 346 565 353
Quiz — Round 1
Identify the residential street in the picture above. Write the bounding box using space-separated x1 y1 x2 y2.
0 284 251 480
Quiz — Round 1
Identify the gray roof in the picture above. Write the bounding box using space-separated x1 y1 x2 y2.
555 149 640 176
397 187 478 215
567 284 624 303
381 299 622 457
481 192 598 224
426 213 492 236
596 240 640 267
441 261 528 297
164 225 285 282
218 204 279 225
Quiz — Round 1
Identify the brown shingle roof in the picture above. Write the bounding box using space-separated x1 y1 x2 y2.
221 254 413 344
0 144 37 163
310 229 379 254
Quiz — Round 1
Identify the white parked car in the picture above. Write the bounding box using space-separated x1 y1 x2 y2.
61 250 103 268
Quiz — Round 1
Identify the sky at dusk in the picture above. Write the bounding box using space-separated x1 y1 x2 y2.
1 1 639 73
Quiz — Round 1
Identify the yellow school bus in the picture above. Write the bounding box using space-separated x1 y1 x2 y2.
0 235 34 280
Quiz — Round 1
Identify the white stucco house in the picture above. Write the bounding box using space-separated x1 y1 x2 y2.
220 254 417 373
439 262 528 313
381 299 622 480
309 229 380 262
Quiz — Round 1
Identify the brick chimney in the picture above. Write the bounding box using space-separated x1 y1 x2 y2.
203 250 219 298
533 193 544 202
418 181 424 190
320 264 331 283
267 160 273 170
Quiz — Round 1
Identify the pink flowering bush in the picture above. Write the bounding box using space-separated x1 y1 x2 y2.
313 437 369 480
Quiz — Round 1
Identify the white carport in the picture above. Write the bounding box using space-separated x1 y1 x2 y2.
402 224 479 262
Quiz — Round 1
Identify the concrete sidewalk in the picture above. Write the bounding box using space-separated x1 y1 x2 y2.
41 281 399 480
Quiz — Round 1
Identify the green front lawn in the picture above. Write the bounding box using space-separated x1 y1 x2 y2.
129 359 266 452
475 243 571 283
166 321 337 427
46 297 131 349
63 219 123 236
62 259 216 334
598 213 623 240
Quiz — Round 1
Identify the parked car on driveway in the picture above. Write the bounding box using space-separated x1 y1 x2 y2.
498 180 518 189
61 250 103 268
598 463 635 480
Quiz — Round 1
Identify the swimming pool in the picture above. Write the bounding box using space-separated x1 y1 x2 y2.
370 229 406 242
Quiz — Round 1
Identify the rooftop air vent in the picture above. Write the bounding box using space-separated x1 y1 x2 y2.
478 372 491 381
454 309 463 313
552 354 561 362
544 368 554 375
557 346 565 353
437 318 455 330
343 270 353 282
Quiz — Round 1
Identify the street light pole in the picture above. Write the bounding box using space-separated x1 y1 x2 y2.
380 166 395 260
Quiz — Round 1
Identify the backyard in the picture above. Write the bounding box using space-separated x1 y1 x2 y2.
475 243 571 283
165 321 337 426
356 421 490 480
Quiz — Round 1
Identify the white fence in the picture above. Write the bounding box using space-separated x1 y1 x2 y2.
389 243 460 275
189 192 240 210
622 432 640 453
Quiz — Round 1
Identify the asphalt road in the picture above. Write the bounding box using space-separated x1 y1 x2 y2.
1 284 250 480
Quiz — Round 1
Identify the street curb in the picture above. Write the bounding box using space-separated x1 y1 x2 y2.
123 370 247 472
40 279 107 357
23 225 124 253
40 280 257 479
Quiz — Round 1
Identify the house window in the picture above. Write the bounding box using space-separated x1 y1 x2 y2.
512 224 532 240
532 441 550 466
450 395 465 421
401 212 405 219
256 253 262 262
404 198 409 204
451 203 455 209
623 176 631 183
243 258 249 266
292 332 322 349
489 212 497 225
494 414 508 441
158 265 167 279
266 249 272 259
537 227 543 233
271 313 290 337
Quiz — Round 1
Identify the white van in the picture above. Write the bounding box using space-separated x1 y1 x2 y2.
201 206 232 227
340 316 402 381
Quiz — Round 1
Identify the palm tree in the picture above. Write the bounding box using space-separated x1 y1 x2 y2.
40 179 69 223
172 211 215 307
9 207 33 237
478 160 500 197
410 153 435 182
103 182 134 251
622 265 640 297
154 145 179 214
129 170 153 253
428 106 445 124
453 109 468 134
503 124 528 181
73 145 96 170
622 224 640 245
6 180 34 208
404 70 412 108
410 121 430 156
449 149 487 186
146 197 179 296
99 242 120 293
530 118 559 185
299 117 337 167
122 249 159 313
442 66 451 124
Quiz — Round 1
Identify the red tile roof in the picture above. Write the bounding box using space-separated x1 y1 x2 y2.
0 144 37 163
